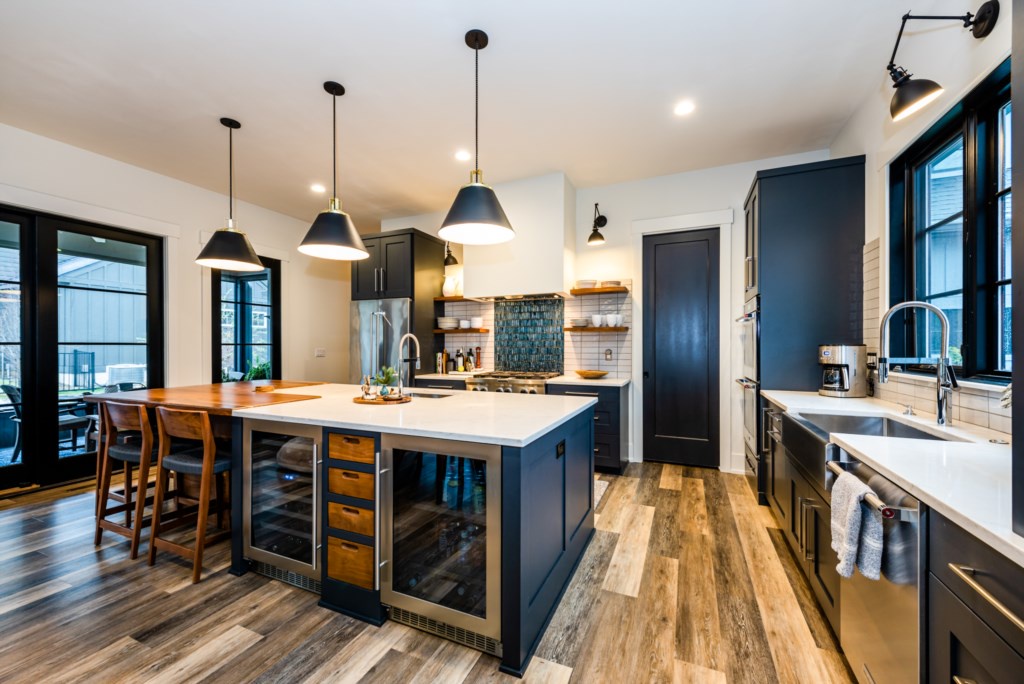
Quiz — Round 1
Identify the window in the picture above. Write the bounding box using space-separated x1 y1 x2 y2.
889 58 1011 380
212 258 281 382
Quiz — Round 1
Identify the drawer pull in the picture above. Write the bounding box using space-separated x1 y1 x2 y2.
948 563 1024 633
343 436 361 445
594 448 599 453
342 507 360 516
342 472 360 480
565 391 599 397
341 541 359 552
594 415 599 421
952 677 978 684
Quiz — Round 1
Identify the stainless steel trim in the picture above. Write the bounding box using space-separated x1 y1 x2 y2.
767 429 782 441
241 418 323 580
826 461 919 522
374 451 381 591
312 443 320 571
952 677 978 684
564 391 599 397
374 267 379 293
381 267 386 292
947 563 1024 633
380 434 502 640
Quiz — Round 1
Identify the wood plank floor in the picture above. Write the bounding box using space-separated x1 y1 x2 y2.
0 463 853 683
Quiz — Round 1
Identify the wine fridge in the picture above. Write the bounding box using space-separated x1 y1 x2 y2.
242 419 323 590
380 434 502 652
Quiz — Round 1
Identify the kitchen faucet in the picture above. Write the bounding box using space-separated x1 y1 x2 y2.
397 333 420 396
878 301 958 425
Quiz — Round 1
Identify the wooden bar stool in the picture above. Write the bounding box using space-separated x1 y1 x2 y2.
148 406 230 583
94 401 156 559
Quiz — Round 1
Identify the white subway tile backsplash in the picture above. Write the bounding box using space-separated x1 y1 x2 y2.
960 407 990 428
990 415 1012 433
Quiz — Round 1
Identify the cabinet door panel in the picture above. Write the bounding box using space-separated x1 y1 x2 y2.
351 238 380 300
521 439 566 603
379 235 412 299
929 574 1024 684
807 499 841 635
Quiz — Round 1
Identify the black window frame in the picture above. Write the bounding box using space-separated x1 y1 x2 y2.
211 257 282 383
889 57 1011 382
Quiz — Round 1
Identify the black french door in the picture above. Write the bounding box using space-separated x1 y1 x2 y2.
0 206 164 489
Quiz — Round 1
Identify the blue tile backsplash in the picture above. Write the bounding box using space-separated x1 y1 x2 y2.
494 298 564 372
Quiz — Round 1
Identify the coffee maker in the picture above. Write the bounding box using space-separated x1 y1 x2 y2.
818 344 868 398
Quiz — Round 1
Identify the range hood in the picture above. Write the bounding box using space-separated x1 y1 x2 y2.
462 172 576 299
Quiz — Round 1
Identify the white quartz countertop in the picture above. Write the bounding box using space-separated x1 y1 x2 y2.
231 383 597 448
414 373 630 388
760 389 1022 567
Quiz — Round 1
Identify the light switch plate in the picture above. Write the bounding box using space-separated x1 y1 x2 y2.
314 347 327 358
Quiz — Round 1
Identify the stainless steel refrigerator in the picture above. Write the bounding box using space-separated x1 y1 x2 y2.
350 298 414 385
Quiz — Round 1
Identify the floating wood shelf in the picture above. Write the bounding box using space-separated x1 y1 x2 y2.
434 295 486 302
434 328 489 334
569 287 629 296
564 326 629 333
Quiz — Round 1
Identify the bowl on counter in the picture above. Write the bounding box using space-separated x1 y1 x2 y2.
569 318 590 327
575 370 609 379
575 280 597 289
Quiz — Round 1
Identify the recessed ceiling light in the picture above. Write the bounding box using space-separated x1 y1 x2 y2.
674 99 696 116
310 183 326 194
454 149 472 162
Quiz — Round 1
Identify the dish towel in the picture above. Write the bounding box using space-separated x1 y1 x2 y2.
830 471 884 580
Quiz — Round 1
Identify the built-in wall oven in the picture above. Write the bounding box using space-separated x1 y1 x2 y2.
242 419 323 590
380 434 503 655
737 297 760 493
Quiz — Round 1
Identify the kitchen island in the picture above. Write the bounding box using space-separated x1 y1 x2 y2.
229 383 598 677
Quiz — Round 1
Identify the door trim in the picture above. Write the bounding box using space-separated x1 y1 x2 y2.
630 209 736 472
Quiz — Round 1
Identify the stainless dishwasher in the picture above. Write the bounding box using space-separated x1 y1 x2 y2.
827 455 922 684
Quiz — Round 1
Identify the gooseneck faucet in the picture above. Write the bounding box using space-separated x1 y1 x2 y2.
878 301 958 425
397 333 420 396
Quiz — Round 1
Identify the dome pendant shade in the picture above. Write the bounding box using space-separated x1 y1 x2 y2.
588 229 606 246
439 181 515 245
890 76 944 121
298 199 369 260
196 226 264 271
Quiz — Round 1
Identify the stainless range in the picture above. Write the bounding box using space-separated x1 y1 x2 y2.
464 371 560 394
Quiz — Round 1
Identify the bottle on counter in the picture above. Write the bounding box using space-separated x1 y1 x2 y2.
475 346 482 369
435 352 444 375
455 348 464 373
466 348 475 370
441 348 449 375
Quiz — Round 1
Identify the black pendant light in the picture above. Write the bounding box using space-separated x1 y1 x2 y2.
885 2 999 122
195 118 264 272
298 81 369 261
438 30 515 245
588 204 607 246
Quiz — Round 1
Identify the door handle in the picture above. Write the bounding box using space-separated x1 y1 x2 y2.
380 267 386 292
565 391 599 397
374 267 379 293
948 563 1024 633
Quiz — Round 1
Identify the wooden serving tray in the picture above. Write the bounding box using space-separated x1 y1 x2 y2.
353 395 411 405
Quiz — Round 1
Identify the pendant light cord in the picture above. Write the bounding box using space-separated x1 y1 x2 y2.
332 93 338 198
474 40 480 173
228 126 234 222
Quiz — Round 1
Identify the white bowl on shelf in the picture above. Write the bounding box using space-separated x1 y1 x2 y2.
459 320 471 329
591 314 605 327
569 318 590 327
575 280 597 289
470 316 484 328
601 280 621 287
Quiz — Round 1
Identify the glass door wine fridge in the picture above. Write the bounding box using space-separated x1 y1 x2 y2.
381 434 502 648
242 419 323 586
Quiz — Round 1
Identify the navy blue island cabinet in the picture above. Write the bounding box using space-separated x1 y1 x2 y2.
231 404 596 677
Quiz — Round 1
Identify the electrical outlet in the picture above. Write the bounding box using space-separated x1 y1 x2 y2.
604 349 613 361
314 347 327 358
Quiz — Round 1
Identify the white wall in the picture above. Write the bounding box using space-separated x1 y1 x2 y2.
830 12 1011 312
0 122 351 386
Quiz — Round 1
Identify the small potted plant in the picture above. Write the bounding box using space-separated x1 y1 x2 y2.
374 366 398 398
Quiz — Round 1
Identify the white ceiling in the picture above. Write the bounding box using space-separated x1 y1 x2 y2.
0 0 951 230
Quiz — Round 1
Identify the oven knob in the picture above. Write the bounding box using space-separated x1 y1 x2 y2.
519 388 529 394
528 388 538 394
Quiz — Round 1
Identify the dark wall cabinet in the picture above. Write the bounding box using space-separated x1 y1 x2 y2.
352 231 425 301
547 383 628 474
928 512 1024 683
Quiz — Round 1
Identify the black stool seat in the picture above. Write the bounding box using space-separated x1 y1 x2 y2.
161 447 230 476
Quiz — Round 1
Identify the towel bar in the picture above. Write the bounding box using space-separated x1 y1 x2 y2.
826 461 920 523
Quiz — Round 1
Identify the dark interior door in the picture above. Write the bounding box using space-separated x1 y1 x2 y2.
642 229 720 467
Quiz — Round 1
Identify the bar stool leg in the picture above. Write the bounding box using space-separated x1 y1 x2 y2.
148 461 168 567
192 461 214 583
94 447 113 546
130 455 151 560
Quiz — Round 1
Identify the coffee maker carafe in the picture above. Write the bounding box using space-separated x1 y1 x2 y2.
818 344 868 398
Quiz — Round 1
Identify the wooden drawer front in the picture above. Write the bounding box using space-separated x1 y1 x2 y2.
329 433 375 465
930 513 1024 655
929 574 1024 684
327 536 374 590
328 468 375 501
327 502 375 538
